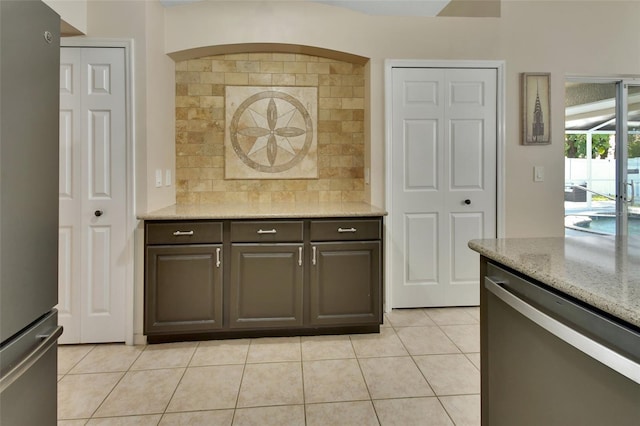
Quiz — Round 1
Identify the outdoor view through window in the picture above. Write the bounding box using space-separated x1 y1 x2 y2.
565 81 640 236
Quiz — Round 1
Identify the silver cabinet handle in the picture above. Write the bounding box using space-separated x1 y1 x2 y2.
312 246 317 266
298 246 303 266
172 230 194 236
257 229 277 234
338 227 357 233
484 277 640 385
215 247 221 268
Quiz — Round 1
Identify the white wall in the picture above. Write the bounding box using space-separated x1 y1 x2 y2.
160 0 640 237
43 0 87 34
79 0 640 341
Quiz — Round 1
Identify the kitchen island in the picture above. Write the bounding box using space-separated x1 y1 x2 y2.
138 201 386 343
469 235 640 426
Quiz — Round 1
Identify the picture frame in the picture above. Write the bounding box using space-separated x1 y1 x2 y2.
522 72 551 145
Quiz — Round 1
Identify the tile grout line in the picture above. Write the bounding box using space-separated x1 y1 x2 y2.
157 342 200 422
349 333 383 425
86 343 148 422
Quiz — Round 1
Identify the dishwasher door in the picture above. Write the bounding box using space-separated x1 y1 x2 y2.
484 263 640 426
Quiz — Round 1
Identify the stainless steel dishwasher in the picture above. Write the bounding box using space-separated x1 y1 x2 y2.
483 262 640 426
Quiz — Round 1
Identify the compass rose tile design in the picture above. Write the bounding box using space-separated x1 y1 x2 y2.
225 86 318 179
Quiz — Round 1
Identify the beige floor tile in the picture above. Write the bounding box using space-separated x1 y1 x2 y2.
130 342 197 370
386 308 435 327
58 345 96 375
440 324 480 353
160 410 234 425
232 405 305 426
465 352 481 370
359 356 433 399
93 368 184 417
58 372 123 419
70 344 144 374
237 362 303 407
440 394 481 426
305 401 378 426
395 326 459 355
57 420 88 426
414 354 480 396
424 307 478 325
349 327 408 358
246 337 301 363
190 339 250 366
301 335 355 361
85 415 162 425
464 306 480 322
166 365 243 412
374 397 453 426
302 359 369 403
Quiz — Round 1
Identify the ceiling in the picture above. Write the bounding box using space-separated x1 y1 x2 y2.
159 0 500 18
565 83 640 132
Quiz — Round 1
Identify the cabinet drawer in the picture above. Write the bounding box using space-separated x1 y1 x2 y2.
146 221 223 245
310 219 381 241
230 221 303 242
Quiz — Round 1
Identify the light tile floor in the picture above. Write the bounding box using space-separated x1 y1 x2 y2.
57 307 480 426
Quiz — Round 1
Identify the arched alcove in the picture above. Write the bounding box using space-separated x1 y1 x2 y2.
171 43 371 205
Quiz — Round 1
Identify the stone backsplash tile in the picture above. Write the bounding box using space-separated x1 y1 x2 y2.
175 52 365 203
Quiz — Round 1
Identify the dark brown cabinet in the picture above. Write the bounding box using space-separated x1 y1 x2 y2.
309 219 381 326
309 241 380 326
229 220 304 328
144 216 383 341
230 244 303 328
144 222 223 336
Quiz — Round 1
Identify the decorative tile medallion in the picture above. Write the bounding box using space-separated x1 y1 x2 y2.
225 86 318 179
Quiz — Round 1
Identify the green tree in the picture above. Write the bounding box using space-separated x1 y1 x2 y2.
565 133 611 159
629 134 640 158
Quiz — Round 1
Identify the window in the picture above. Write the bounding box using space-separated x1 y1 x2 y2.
564 79 639 236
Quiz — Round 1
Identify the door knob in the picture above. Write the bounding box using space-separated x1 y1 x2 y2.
464 199 471 205
94 210 103 217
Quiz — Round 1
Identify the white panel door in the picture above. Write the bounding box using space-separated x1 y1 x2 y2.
58 47 127 343
391 67 496 307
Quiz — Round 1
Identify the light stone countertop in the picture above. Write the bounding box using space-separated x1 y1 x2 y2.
138 201 387 220
469 236 640 329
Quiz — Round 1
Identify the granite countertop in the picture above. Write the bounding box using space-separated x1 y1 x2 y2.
138 201 387 220
469 236 640 329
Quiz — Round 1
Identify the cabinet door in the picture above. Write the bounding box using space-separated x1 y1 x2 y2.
310 241 381 326
230 244 304 328
145 244 223 334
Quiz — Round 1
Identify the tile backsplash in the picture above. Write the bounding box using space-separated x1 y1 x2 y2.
175 52 365 204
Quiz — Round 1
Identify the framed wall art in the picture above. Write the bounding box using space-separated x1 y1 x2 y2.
522 72 551 145
225 86 318 179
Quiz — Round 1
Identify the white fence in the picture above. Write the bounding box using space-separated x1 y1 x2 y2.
565 157 640 197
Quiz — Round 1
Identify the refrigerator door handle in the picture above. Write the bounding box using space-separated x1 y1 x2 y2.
0 326 62 393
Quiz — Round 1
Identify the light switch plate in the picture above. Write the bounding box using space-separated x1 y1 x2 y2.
165 169 171 186
155 169 162 187
534 166 544 182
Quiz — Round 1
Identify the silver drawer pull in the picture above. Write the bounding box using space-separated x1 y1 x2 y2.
173 230 194 236
298 246 303 266
338 227 357 233
216 247 221 268
257 229 277 234
312 246 317 266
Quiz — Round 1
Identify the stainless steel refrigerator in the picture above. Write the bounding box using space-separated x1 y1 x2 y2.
0 1 62 424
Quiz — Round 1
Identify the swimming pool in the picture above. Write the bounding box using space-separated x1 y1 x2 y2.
569 213 640 235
